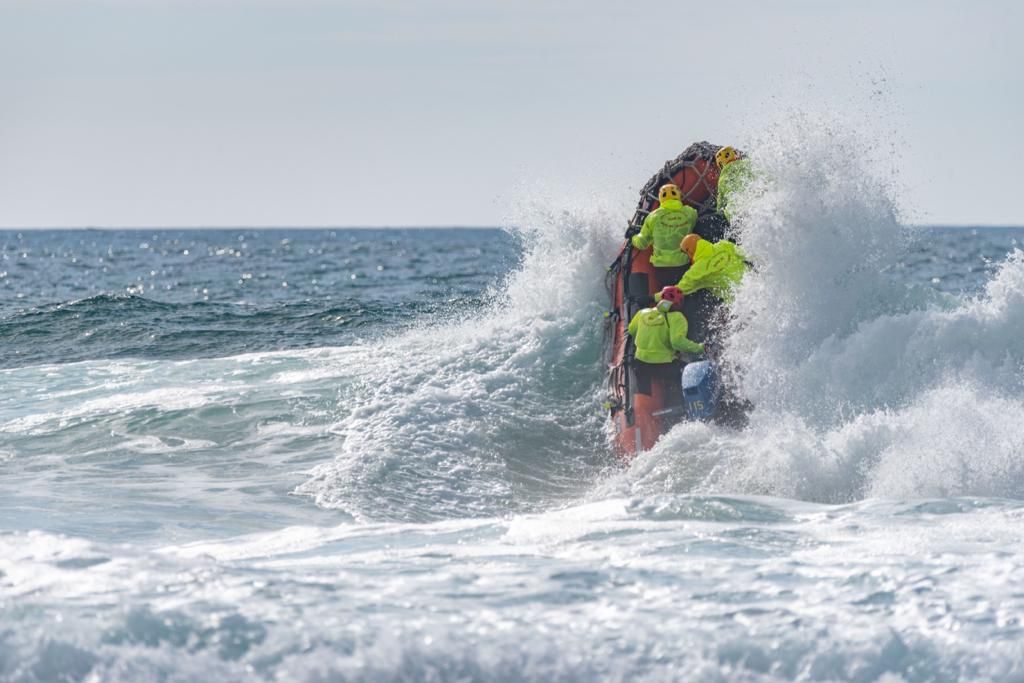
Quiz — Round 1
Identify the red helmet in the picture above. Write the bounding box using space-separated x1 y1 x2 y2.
659 286 684 306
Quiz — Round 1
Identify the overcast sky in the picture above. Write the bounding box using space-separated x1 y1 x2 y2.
1 0 1021 227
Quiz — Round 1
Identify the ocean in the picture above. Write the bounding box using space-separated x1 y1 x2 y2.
4 205 1024 676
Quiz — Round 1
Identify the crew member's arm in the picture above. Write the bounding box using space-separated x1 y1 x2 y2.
630 212 655 250
667 312 705 355
676 263 704 295
677 255 715 295
676 241 721 294
627 312 640 338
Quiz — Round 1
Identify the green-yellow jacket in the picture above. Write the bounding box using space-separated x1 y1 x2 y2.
627 306 705 363
716 158 754 223
677 239 747 303
630 199 697 267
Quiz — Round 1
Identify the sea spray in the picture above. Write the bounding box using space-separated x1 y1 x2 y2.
611 118 1024 504
294 201 624 521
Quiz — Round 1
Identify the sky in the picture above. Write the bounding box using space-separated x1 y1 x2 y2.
0 0 1021 228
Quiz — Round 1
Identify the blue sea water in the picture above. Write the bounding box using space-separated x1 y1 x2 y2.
0 229 518 368
5 142 1024 679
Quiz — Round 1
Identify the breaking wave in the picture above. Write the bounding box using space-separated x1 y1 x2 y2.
602 114 1024 503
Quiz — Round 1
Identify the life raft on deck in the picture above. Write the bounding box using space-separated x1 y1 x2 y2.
603 141 730 460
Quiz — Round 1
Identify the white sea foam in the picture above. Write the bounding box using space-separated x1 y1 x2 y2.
610 115 1024 504
6 496 1024 681
292 198 624 521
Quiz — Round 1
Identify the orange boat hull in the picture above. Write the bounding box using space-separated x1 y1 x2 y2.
604 142 726 461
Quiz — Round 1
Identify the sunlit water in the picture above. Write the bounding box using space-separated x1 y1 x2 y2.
4 140 1024 679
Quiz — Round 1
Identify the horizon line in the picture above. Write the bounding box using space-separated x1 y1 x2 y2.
3 223 1024 231
0 224 506 231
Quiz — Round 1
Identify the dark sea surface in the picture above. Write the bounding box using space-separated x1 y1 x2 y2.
3 224 1024 681
0 229 519 367
2 227 1016 368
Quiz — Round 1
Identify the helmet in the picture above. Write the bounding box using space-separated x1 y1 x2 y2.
658 183 682 203
715 146 740 168
659 285 683 306
680 233 702 260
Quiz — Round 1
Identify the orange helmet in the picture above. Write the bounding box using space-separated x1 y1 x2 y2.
680 233 702 260
658 183 682 203
715 146 740 168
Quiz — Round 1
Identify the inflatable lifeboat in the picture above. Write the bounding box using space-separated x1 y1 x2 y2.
603 141 732 460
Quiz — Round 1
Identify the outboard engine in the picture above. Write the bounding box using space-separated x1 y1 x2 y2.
681 360 718 420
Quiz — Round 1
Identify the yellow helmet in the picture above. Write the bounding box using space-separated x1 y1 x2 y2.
658 183 682 203
715 146 740 168
680 233 702 260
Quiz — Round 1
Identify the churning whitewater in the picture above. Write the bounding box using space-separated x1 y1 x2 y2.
3 123 1024 681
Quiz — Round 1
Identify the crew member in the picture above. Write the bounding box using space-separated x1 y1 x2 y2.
715 146 754 224
631 183 698 287
678 233 747 304
627 286 705 395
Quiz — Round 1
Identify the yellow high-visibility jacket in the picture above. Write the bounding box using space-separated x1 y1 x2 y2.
677 239 747 303
716 158 754 222
631 199 697 267
627 306 704 363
